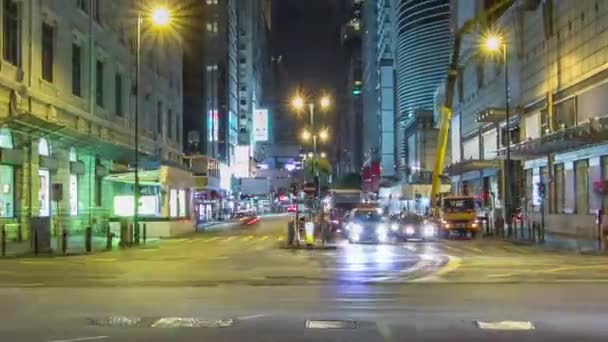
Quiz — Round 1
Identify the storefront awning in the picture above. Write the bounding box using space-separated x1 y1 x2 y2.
445 159 500 175
498 117 608 158
105 165 195 188
5 113 152 163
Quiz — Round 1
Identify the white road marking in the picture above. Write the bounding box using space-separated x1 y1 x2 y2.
306 320 357 329
259 236 269 241
222 236 237 242
47 336 109 342
403 245 417 252
237 314 266 320
476 320 535 330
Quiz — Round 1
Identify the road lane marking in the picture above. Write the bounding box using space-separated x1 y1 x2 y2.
259 236 269 241
277 237 285 242
206 237 220 242
305 320 357 329
47 336 109 342
243 235 254 241
411 256 462 282
476 321 535 331
237 314 266 320
18 260 54 264
91 258 117 262
403 245 417 252
222 236 237 242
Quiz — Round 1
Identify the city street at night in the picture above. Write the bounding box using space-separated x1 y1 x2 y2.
2 215 608 341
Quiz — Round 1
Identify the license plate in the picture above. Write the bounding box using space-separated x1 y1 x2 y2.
456 223 466 228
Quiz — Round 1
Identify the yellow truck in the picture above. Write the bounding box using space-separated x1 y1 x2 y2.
438 196 480 238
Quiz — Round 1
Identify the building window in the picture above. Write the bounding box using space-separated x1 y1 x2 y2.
575 160 589 214
157 101 163 134
72 44 82 96
524 169 533 212
115 73 123 116
38 138 50 156
168 109 173 139
92 0 101 23
41 23 55 82
77 0 88 13
3 0 20 66
553 98 576 130
553 163 564 213
0 127 14 149
96 60 104 107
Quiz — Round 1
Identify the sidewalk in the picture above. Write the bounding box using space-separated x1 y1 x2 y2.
490 229 604 254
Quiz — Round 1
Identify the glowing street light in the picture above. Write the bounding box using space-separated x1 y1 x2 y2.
320 96 331 109
319 129 329 141
484 34 502 52
151 7 171 26
320 152 327 158
292 96 305 111
301 130 311 141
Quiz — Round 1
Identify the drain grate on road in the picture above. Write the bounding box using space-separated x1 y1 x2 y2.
305 320 358 329
88 316 142 327
476 320 535 331
150 318 233 328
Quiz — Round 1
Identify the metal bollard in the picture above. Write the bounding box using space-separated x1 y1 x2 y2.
62 229 68 256
17 224 22 242
85 226 92 253
134 222 140 245
1 224 5 257
142 224 147 244
106 228 113 251
34 229 39 255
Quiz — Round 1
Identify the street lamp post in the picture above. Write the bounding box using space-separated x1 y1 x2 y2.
134 7 171 236
484 34 512 237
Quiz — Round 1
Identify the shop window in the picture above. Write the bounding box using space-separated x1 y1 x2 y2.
0 127 13 149
553 164 564 213
38 169 50 217
69 174 78 216
178 189 186 217
0 165 14 218
169 189 178 217
575 160 589 214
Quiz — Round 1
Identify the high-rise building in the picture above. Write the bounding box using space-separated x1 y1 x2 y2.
336 0 364 177
395 0 451 179
362 0 398 179
182 0 238 167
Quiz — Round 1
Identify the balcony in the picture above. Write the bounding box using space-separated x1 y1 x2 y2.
445 159 500 175
499 116 608 157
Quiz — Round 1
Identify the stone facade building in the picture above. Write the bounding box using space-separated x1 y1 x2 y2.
0 0 185 246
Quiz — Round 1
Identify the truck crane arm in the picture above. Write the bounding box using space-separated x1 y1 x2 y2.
429 0 514 213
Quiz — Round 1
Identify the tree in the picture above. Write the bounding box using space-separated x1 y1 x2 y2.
304 157 332 177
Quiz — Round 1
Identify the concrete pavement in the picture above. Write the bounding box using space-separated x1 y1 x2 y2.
2 215 608 340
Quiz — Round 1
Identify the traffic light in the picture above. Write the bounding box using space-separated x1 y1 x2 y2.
536 182 546 200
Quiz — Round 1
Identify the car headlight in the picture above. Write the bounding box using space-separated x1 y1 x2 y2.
350 223 362 235
377 224 388 236
391 223 399 232
422 224 436 237
405 225 415 235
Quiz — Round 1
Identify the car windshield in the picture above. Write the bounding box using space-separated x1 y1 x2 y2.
353 210 383 222
443 198 476 212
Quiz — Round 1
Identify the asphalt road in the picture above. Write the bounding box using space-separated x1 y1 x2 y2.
2 214 608 341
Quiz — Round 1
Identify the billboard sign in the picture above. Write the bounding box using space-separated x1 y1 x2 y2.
253 109 269 141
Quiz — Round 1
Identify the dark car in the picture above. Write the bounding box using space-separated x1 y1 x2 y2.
389 213 438 241
345 208 389 243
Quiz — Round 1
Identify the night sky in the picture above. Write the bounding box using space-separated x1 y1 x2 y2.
275 0 347 96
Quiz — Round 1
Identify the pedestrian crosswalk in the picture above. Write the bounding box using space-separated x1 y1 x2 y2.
164 235 545 256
